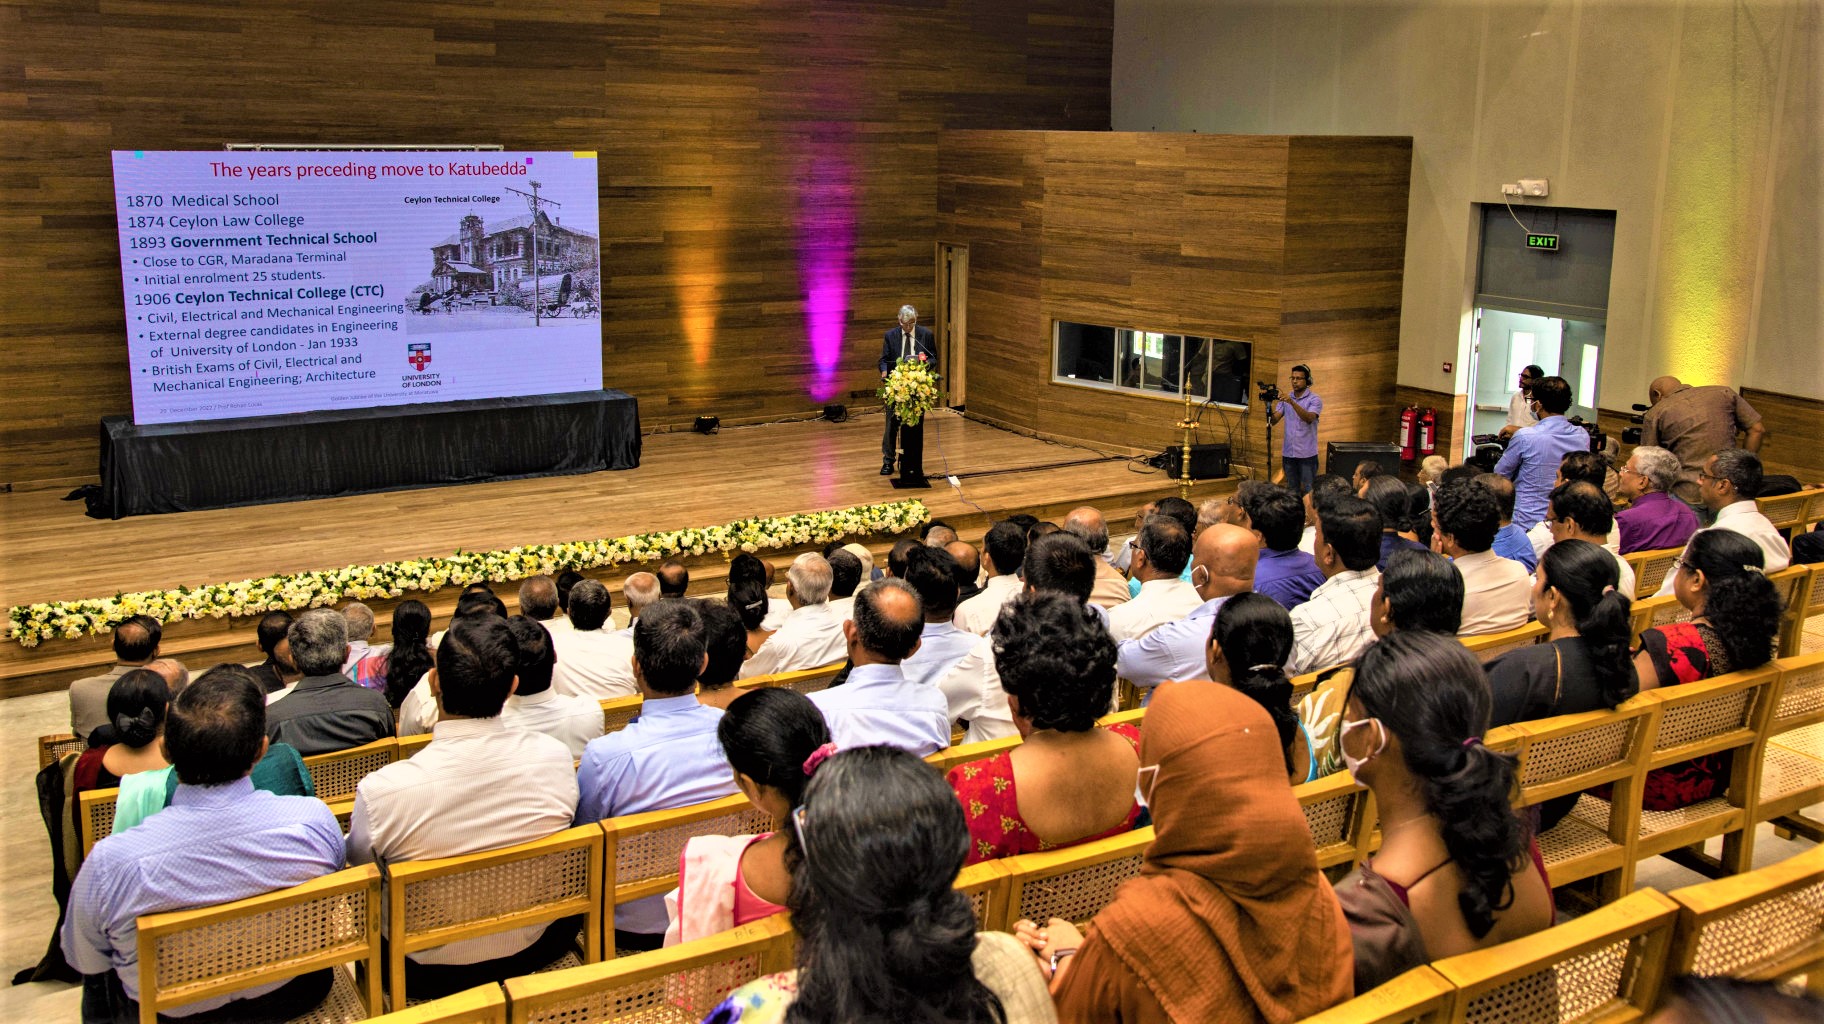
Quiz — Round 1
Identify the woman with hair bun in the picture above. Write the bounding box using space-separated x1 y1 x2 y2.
72 669 172 794
946 593 1142 865
1335 631 1553 994
727 553 776 657
1207 593 1312 783
705 746 1054 1024
1623 529 1783 810
666 687 830 945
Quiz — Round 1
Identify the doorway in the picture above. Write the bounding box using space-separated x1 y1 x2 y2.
1465 308 1607 454
935 243 968 407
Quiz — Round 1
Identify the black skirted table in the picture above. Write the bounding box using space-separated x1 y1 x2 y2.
98 390 640 518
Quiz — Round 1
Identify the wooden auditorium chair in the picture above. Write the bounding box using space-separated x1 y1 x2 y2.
1564 668 1780 881
1485 697 1659 902
924 707 1145 773
1627 592 1687 641
1751 653 1824 844
1297 770 1378 874
78 785 121 859
1764 565 1810 659
1460 621 1549 664
133 864 384 1024
600 694 642 735
996 826 1155 932
1623 546 1684 600
1292 967 1455 1024
599 795 773 956
38 731 86 769
732 659 846 697
502 914 794 1024
1756 487 1822 541
382 825 605 1011
362 984 507 1024
1425 888 1680 1024
952 859 1015 931
1781 564 1823 658
1666 845 1824 992
303 737 400 820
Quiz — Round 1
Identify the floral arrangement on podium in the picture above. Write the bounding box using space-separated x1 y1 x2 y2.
6 499 930 648
878 356 944 427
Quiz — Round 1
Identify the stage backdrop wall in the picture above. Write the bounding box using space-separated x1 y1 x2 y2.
937 131 1411 473
0 0 1112 489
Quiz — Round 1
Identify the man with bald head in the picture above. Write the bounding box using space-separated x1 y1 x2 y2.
620 572 661 635
944 540 983 603
1062 505 1132 609
69 615 171 741
1113 523 1260 694
809 578 950 754
1641 375 1765 504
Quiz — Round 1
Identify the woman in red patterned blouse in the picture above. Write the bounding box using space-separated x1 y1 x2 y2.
1626 529 1783 810
946 592 1143 865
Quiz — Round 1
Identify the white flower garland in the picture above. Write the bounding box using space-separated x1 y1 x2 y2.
6 499 930 649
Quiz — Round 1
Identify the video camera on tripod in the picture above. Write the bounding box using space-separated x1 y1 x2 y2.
1257 380 1281 405
1621 404 1648 445
1467 415 1610 472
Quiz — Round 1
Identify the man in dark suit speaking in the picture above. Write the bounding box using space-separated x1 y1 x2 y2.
879 304 938 478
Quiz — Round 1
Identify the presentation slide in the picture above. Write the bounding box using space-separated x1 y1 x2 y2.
111 150 603 425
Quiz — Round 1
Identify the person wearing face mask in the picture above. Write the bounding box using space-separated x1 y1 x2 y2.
1333 631 1554 995
1112 524 1260 694
1013 677 1353 1023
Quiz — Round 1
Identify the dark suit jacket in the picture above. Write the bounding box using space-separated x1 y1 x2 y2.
265 672 394 756
879 325 938 375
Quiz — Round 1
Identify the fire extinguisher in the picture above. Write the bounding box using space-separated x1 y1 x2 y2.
1418 408 1437 458
1398 406 1418 462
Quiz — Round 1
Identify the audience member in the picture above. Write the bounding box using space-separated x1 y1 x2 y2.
1614 445 1698 554
885 536 921 580
576 600 733 949
838 542 876 586
941 533 1105 743
741 553 846 677
709 746 1053 1024
1114 524 1258 692
340 602 384 679
1662 449 1792 584
1363 476 1428 571
146 658 190 699
665 687 830 945
622 571 661 631
347 616 580 993
946 539 984 603
923 521 960 547
1288 496 1382 674
518 575 564 634
1495 375 1590 529
264 609 393 755
1020 678 1351 1022
368 599 435 710
1641 375 1765 503
1403 481 1435 549
897 545 976 687
1418 454 1449 488
810 579 951 755
1107 516 1199 642
1546 481 1638 596
1525 449 1612 559
949 593 1141 864
108 665 315 835
1110 501 1155 572
727 553 776 656
824 548 862 621
554 569 585 618
1242 484 1326 610
247 609 300 696
69 615 165 742
1497 364 1543 439
430 588 507 649
1301 474 1354 555
550 580 638 699
1476 473 1537 572
72 670 170 795
1335 632 1553 993
1486 540 1635 828
1207 593 1311 782
1352 458 1384 493
955 520 1027 634
657 559 689 600
1369 549 1464 638
1432 479 1531 636
63 668 344 1022
1198 496 1232 535
1063 505 1132 609
1628 530 1782 810
498 615 603 757
1124 496 1199 598
694 599 749 712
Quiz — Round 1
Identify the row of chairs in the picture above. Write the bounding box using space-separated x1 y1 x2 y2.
143 837 1823 1024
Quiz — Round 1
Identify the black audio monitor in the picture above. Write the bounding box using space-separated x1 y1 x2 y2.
1325 441 1402 481
1161 443 1232 480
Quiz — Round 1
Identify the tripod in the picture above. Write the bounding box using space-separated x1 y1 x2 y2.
1261 396 1277 484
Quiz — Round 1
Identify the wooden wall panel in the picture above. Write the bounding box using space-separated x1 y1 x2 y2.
938 130 1411 478
0 0 1112 487
1744 388 1824 485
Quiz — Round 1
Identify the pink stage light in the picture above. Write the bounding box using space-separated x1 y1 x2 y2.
797 131 855 404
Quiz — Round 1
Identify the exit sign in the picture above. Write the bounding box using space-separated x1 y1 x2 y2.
1527 233 1560 251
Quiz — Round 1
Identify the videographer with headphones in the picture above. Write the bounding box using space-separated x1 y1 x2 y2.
1266 364 1322 498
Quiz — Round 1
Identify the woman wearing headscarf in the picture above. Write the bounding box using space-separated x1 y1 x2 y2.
1016 678 1353 1023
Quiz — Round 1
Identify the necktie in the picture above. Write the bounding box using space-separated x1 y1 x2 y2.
902 330 911 359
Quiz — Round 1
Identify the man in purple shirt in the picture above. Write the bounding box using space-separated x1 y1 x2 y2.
1268 364 1322 498
1614 445 1699 554
1494 376 1592 530
1238 483 1325 610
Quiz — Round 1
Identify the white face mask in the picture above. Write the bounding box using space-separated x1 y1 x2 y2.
1338 717 1385 782
1134 764 1159 811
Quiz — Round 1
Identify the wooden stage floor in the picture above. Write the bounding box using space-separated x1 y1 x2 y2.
0 411 1233 695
